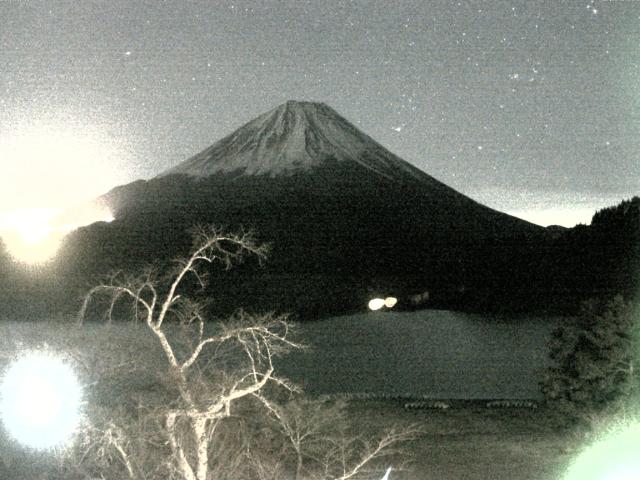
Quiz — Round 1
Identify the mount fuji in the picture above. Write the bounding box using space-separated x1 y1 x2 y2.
59 101 549 317
163 100 437 182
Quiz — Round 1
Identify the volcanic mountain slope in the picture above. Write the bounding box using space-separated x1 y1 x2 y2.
106 100 540 235
164 100 435 182
60 101 548 317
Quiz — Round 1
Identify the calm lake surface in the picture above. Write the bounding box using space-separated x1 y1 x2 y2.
277 310 563 400
0 310 563 401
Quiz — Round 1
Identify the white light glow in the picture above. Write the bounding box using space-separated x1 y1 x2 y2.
475 188 625 229
0 120 123 264
0 208 63 264
508 207 597 228
53 202 115 232
0 350 83 450
0 124 127 211
564 423 640 480
0 205 113 264
368 298 385 311
0 208 57 245
384 297 398 308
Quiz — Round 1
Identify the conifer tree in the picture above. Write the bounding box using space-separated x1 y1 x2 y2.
542 295 639 426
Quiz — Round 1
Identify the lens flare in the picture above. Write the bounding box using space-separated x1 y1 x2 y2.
0 349 83 449
564 423 640 480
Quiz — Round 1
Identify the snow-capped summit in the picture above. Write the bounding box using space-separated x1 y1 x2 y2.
160 100 429 183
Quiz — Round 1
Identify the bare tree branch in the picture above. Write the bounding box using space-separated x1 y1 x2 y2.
75 225 418 480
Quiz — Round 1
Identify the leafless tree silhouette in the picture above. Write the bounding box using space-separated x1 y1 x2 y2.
74 226 418 480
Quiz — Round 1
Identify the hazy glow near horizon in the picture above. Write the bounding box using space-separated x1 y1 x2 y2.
0 122 121 263
507 207 597 227
0 208 64 264
477 188 617 228
0 205 114 264
0 350 83 450
0 123 125 211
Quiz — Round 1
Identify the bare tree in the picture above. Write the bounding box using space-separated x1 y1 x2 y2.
74 226 418 480
77 226 302 480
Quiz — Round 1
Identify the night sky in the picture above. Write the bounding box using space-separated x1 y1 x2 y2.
1 0 639 227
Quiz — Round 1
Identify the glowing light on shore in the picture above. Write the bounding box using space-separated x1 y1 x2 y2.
368 298 385 311
0 208 63 264
0 119 126 263
0 205 114 264
564 423 640 480
384 297 398 308
368 297 398 311
0 349 83 449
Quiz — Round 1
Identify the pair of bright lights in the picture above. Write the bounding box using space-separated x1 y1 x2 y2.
368 297 398 311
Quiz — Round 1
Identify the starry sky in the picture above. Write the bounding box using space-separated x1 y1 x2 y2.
1 0 639 227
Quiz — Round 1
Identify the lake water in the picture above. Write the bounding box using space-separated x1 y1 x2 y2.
0 310 563 401
277 310 563 400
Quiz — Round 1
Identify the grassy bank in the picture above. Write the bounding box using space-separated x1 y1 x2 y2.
342 399 575 480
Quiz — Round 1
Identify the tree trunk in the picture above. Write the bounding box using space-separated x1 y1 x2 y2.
166 413 197 480
295 443 303 480
194 417 209 480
